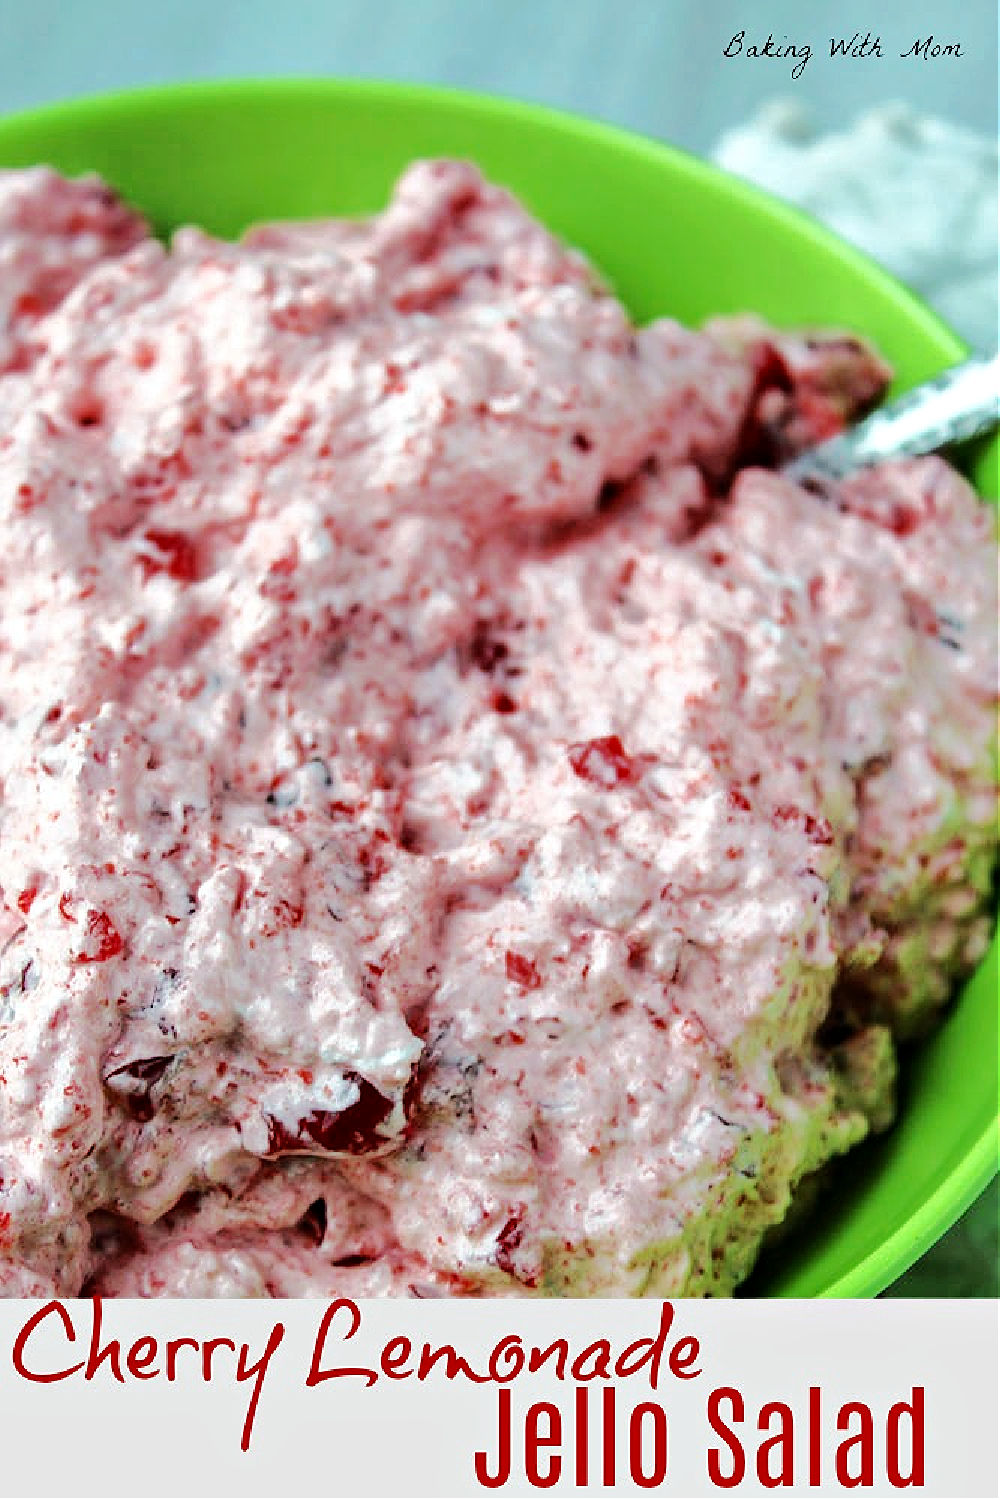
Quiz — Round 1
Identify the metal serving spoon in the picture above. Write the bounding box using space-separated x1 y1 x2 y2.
783 354 1000 487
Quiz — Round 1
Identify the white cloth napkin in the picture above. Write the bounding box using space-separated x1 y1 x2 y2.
711 100 999 356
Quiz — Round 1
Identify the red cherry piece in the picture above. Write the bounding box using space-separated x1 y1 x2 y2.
72 909 124 964
263 1071 394 1157
505 950 542 990
567 734 639 788
138 529 200 584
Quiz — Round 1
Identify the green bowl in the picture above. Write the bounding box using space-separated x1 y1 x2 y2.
0 80 995 1297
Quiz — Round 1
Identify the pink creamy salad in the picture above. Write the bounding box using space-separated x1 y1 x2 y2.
0 162 996 1298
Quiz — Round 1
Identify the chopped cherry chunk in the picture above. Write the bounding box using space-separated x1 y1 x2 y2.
494 1214 524 1277
773 804 835 844
260 898 305 935
848 495 921 537
494 1210 537 1286
505 950 542 989
467 620 509 672
137 528 201 584
567 734 639 787
71 909 124 963
263 1071 395 1157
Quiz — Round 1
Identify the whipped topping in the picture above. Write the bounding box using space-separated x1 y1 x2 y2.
0 161 995 1298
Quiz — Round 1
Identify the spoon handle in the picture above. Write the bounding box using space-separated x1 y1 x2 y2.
783 355 1000 485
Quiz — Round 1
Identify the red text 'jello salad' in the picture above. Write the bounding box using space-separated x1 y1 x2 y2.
0 162 996 1297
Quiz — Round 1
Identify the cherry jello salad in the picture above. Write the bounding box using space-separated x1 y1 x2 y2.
0 162 996 1298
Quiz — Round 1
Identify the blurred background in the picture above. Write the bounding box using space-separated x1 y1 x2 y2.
0 0 996 1293
0 0 996 148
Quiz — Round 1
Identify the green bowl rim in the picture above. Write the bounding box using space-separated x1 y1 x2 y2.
0 76 995 1297
0 77 978 365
